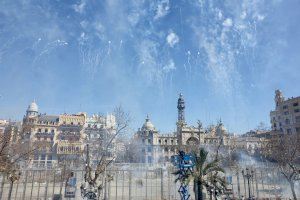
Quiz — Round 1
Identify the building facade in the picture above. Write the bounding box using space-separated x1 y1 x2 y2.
84 114 116 165
21 101 121 168
22 101 87 168
134 94 230 163
270 90 300 134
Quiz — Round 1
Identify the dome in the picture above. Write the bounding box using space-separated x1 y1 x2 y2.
27 101 38 113
142 115 156 131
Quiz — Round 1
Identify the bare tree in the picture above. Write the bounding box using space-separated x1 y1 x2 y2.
0 126 37 199
264 133 300 200
81 105 131 199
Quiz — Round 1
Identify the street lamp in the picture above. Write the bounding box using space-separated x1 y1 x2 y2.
242 168 254 200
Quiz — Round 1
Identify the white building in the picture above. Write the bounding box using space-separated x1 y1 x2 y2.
134 94 230 163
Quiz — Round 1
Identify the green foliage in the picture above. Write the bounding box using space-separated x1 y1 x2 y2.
173 148 227 199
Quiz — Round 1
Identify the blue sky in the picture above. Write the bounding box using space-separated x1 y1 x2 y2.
0 0 300 134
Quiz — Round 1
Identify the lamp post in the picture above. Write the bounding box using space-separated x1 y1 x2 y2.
242 168 254 200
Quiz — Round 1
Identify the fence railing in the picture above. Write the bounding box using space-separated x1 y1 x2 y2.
0 166 297 200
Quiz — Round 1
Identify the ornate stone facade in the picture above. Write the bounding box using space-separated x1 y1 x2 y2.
134 94 230 163
270 89 300 134
22 101 86 168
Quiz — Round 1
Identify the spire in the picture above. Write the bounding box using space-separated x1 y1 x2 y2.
177 93 185 123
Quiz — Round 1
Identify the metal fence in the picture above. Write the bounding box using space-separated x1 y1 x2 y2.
0 166 297 200
0 168 182 200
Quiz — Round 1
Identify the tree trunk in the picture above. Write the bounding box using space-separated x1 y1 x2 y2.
195 180 203 200
288 180 297 200
8 181 13 200
194 181 198 200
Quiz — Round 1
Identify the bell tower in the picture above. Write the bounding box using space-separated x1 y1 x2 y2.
275 89 284 108
177 93 185 123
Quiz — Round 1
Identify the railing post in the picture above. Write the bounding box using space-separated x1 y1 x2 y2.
14 177 20 199
29 171 35 200
44 169 48 199
52 169 56 198
129 171 132 200
243 171 246 198
21 170 28 200
236 170 241 199
145 171 148 199
255 170 259 199
0 173 5 199
161 168 164 200
37 171 42 199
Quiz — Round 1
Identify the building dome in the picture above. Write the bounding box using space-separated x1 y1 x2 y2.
142 115 156 131
27 101 38 112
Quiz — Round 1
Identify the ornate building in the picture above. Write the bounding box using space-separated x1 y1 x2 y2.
22 101 86 168
134 94 230 163
56 113 86 167
270 90 300 134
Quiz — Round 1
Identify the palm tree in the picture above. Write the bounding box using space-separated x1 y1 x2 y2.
173 148 227 200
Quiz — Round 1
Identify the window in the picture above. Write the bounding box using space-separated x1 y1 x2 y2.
294 109 300 113
296 116 300 123
293 102 299 107
48 155 52 160
171 140 173 144
165 139 168 144
41 154 46 160
296 127 300 133
283 105 288 109
38 128 41 132
158 139 161 144
285 119 290 125
45 129 48 133
164 156 169 162
147 146 152 152
51 129 54 133
148 139 151 144
287 129 292 134
284 111 289 115
142 139 145 144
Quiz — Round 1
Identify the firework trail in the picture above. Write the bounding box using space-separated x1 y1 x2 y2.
32 39 68 66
